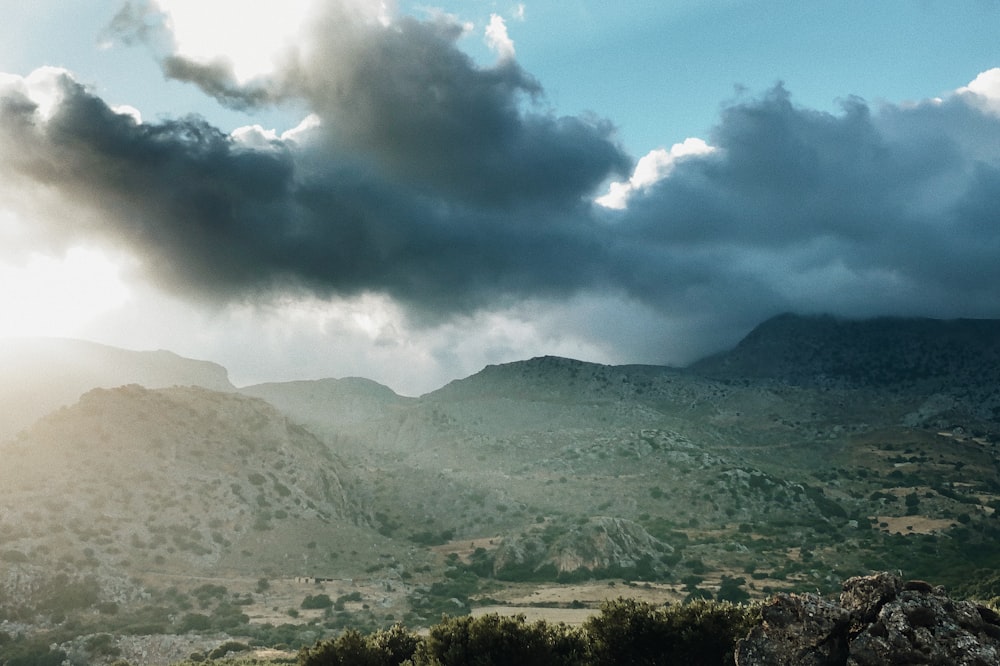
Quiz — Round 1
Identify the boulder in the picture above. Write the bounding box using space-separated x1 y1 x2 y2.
736 573 1000 666
736 594 850 665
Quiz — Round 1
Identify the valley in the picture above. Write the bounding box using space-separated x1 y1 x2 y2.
1 314 999 664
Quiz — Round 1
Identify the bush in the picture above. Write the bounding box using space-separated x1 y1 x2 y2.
413 614 587 666
1 637 68 666
85 633 121 658
585 598 758 666
180 613 212 632
294 598 759 666
302 594 334 610
207 640 251 659
299 625 421 666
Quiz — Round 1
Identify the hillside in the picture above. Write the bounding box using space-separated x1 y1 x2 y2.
240 376 413 439
2 315 1000 663
0 338 234 443
0 385 382 621
691 313 1000 390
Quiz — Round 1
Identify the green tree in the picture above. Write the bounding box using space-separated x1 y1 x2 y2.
301 594 334 609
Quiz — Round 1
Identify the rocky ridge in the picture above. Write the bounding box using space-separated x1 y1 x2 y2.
0 384 367 616
491 517 673 579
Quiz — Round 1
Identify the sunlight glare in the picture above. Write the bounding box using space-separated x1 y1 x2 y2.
0 248 131 338
156 0 314 82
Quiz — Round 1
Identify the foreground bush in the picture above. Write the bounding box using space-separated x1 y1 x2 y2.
298 624 421 666
586 598 759 665
413 614 587 666
297 599 758 666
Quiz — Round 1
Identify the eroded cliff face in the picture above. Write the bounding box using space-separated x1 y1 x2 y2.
737 572 1000 665
491 517 673 578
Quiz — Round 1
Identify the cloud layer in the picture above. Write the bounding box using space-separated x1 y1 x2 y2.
3 2 1000 385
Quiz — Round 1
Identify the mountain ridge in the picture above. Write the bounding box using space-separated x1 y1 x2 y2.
689 312 1000 388
0 337 234 443
2 311 1000 650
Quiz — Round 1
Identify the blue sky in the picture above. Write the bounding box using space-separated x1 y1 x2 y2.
6 1 998 154
1 1 1000 394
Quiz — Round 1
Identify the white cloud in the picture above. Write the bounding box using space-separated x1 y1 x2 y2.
0 67 73 122
596 137 714 209
484 13 515 61
112 104 143 124
154 0 315 82
75 288 645 396
957 68 1000 115
513 4 526 21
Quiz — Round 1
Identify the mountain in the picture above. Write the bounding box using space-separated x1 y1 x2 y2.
2 315 1000 662
0 384 372 617
241 377 413 437
690 313 1000 389
0 337 234 443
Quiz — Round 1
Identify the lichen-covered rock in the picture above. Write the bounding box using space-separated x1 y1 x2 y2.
737 573 1000 666
735 593 850 665
848 590 1000 665
840 572 901 625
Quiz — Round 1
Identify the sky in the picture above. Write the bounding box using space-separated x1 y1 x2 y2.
1 1 1000 395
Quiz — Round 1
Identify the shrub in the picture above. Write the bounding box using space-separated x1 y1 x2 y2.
207 640 251 659
302 594 334 610
299 625 421 666
179 613 212 632
294 598 759 666
413 614 587 666
585 598 758 666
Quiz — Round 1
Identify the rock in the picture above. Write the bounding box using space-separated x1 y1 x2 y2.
736 573 1000 666
492 517 671 578
840 572 901 625
736 594 851 665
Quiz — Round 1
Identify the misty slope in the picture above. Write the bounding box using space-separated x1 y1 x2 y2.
241 377 413 437
0 338 234 443
0 384 368 605
3 313 999 630
691 313 1000 389
261 318 1000 591
255 355 895 581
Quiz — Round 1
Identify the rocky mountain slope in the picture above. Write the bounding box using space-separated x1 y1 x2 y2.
0 384 370 620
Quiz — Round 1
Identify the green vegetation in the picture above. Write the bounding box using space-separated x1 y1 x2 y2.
297 599 758 666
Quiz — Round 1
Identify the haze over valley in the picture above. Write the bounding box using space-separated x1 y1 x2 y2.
2 314 999 663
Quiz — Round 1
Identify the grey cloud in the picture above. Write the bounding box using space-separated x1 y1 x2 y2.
162 56 276 110
612 85 1000 329
136 7 630 207
0 72 614 317
4 26 1000 363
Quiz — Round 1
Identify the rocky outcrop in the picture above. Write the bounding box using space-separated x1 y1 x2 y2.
492 517 673 579
736 572 1000 665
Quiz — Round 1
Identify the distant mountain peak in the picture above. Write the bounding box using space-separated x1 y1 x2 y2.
0 337 235 442
689 313 1000 390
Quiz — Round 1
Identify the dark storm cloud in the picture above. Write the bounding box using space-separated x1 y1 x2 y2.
121 4 630 207
611 86 1000 326
4 3 1000 343
0 71 614 315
